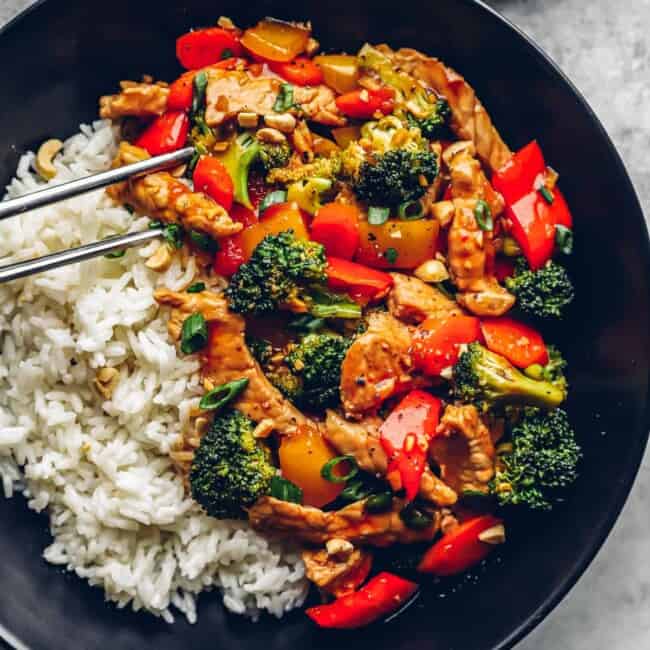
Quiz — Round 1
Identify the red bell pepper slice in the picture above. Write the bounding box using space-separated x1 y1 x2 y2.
379 390 442 502
213 205 257 277
311 203 360 260
167 70 196 111
176 27 243 70
549 186 573 228
335 87 395 120
193 155 234 210
326 257 393 303
480 317 549 368
306 572 418 629
492 140 546 206
269 57 324 86
418 515 503 576
412 315 482 377
134 112 189 156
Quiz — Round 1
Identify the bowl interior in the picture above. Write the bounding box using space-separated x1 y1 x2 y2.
0 1 648 649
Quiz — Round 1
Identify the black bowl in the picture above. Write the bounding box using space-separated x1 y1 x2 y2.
0 1 648 649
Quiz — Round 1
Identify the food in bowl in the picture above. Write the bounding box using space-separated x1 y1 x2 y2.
0 15 580 629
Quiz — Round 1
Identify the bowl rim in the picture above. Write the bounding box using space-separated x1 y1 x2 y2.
0 1 648 649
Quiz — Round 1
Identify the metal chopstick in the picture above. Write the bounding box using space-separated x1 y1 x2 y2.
0 146 194 221
0 228 165 283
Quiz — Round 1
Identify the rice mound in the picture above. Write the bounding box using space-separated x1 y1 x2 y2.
0 121 308 623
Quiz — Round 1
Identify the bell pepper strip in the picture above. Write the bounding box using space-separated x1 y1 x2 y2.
480 317 549 368
193 156 234 210
213 204 258 276
546 186 573 228
240 19 310 63
379 390 442 502
311 203 360 260
412 316 482 377
167 70 196 111
313 54 359 94
329 554 373 598
269 57 324 86
306 572 418 629
326 257 393 303
134 111 189 156
492 140 546 206
176 27 243 70
335 87 395 120
418 515 503 576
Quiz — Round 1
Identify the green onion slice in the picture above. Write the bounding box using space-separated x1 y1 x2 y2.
198 377 249 411
191 70 208 117
320 455 358 484
365 492 393 513
538 185 554 204
259 190 288 214
340 479 373 502
474 199 493 231
384 247 399 265
555 225 573 255
189 230 218 253
397 199 425 221
368 206 390 225
400 503 433 530
180 312 208 355
187 282 206 294
270 475 303 504
104 249 126 259
162 223 185 249
274 83 295 112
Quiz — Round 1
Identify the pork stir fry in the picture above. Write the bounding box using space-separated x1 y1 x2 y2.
99 15 580 630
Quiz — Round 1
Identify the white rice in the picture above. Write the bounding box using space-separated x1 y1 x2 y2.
0 120 308 623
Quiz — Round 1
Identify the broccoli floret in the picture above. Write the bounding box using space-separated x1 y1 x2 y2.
353 148 438 206
258 141 292 173
246 335 273 366
267 156 342 185
505 257 575 319
524 345 568 395
189 409 275 519
285 333 351 410
226 230 361 319
218 132 260 208
406 98 451 140
286 177 333 215
490 408 581 510
452 343 567 411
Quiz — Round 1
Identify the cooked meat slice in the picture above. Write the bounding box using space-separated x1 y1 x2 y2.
447 199 515 316
430 404 495 494
248 497 439 546
99 80 169 120
324 410 457 506
324 410 387 475
388 47 512 172
340 311 416 418
302 546 371 596
388 272 462 325
154 289 312 436
107 144 242 240
293 84 346 126
443 141 505 217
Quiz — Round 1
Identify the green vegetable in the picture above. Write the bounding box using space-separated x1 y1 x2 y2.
490 408 581 510
180 312 208 355
397 199 425 221
353 148 438 207
270 475 303 504
288 314 327 333
384 247 398 265
538 185 554 204
555 225 573 255
524 345 568 395
246 335 273 366
286 177 333 215
452 342 567 411
226 230 360 319
187 282 206 293
505 257 575 320
218 132 261 208
105 249 126 259
258 142 292 173
406 97 451 140
199 378 249 411
340 479 374 502
259 190 288 214
321 455 358 483
474 199 493 231
365 492 393 513
149 221 185 249
191 70 208 119
189 410 275 519
188 230 218 253
274 83 295 112
221 48 233 60
399 503 433 530
368 206 390 225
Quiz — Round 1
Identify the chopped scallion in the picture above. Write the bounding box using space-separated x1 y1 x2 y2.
187 282 206 294
474 199 493 231
180 312 208 355
321 455 358 484
259 190 288 214
198 377 249 411
270 475 303 504
555 224 573 255
368 206 390 225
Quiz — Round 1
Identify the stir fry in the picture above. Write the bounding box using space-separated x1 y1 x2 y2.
99 16 580 629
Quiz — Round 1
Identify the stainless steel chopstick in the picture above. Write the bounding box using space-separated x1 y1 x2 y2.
0 228 164 283
0 146 194 221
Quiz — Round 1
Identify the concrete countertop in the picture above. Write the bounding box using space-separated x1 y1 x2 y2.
0 1 648 648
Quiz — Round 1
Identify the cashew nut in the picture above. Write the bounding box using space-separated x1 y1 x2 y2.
256 127 287 144
145 243 173 272
478 523 506 545
93 367 120 399
326 538 354 558
35 139 63 180
414 259 450 284
238 112 259 129
264 113 297 133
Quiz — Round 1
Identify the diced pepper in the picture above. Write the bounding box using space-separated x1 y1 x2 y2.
418 515 503 576
306 572 418 629
379 391 442 501
213 235 246 276
326 257 393 303
356 219 439 269
311 203 360 259
492 140 546 206
167 70 196 111
176 27 243 70
335 87 395 120
193 156 234 210
313 54 359 94
240 19 310 63
412 316 482 377
269 57 324 86
134 111 189 156
480 317 549 368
